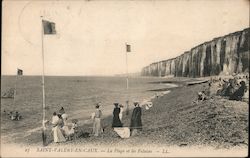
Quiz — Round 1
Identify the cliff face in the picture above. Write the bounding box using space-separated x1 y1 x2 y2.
141 28 249 77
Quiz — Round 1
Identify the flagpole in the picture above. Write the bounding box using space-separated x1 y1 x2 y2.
41 16 46 146
126 44 129 90
13 69 18 107
125 43 129 115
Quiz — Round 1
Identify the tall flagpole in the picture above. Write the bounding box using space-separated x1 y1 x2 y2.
125 43 129 115
126 43 129 90
13 70 18 107
41 16 46 146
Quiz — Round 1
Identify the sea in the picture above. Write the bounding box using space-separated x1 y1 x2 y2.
1 76 174 144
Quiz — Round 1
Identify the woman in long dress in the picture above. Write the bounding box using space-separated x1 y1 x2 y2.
51 112 66 143
112 103 123 128
130 102 142 136
92 103 103 136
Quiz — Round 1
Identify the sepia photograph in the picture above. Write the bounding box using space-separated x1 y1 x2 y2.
1 0 249 157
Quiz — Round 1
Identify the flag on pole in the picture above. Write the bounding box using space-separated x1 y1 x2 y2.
126 44 131 52
42 20 56 35
17 69 23 75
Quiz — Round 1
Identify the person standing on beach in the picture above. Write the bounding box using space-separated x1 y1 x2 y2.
51 112 66 143
130 102 142 136
112 103 123 128
92 103 103 136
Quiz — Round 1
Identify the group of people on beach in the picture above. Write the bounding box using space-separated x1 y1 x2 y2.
49 101 143 143
49 107 79 143
216 75 249 101
112 102 142 134
3 110 22 121
89 101 142 137
196 74 249 102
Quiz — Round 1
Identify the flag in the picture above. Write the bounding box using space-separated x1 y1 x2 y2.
42 20 56 35
126 44 131 52
17 69 23 75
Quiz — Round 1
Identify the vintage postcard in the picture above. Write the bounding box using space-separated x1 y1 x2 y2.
1 0 249 157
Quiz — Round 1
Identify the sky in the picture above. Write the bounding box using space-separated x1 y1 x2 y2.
2 0 249 76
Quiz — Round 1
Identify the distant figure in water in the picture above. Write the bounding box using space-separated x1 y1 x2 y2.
112 103 123 128
229 81 247 101
130 102 142 136
51 112 66 143
92 103 103 136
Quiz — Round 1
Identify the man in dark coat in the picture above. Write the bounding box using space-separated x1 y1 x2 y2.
112 103 123 128
130 102 142 135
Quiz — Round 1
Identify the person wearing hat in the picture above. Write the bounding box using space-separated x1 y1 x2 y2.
92 103 103 136
112 103 123 128
51 112 66 143
59 107 65 115
130 102 142 136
